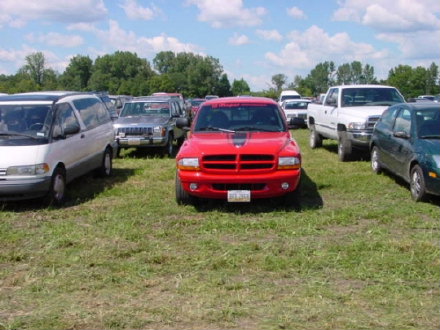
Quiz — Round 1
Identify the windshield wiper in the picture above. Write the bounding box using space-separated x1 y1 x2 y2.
420 135 440 139
0 132 39 139
235 126 277 132
198 126 236 133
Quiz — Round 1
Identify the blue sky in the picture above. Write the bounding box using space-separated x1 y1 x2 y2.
0 0 439 91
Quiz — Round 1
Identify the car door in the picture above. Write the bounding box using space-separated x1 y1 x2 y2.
48 102 88 181
320 88 339 138
375 106 400 168
388 107 413 178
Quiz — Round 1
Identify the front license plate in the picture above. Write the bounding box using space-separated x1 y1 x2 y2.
127 138 141 145
227 190 251 202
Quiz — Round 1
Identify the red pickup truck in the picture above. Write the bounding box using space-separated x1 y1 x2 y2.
175 96 302 206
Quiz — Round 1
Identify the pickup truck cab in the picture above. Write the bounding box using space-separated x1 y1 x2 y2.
307 85 405 161
175 97 301 206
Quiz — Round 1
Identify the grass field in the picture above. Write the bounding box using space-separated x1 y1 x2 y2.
1 128 439 330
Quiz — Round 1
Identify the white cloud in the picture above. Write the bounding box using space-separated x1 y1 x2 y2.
0 0 108 26
265 25 389 73
256 29 283 42
119 0 161 21
333 0 440 32
93 20 203 57
185 0 267 28
26 32 84 48
229 33 250 46
287 7 307 19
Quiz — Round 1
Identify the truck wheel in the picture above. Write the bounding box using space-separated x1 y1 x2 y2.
371 146 382 174
410 165 427 202
45 167 66 206
338 134 352 162
309 125 322 149
175 173 197 205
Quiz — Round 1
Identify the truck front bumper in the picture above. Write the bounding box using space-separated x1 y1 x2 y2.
117 136 168 148
347 131 373 147
178 169 301 200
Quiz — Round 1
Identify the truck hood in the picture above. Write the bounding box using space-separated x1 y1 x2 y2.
115 115 170 126
339 105 389 119
180 131 299 155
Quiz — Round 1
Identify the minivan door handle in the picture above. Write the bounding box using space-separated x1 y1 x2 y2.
80 133 85 138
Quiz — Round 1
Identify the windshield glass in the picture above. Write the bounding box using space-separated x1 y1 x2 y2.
284 101 309 109
194 103 286 132
0 104 52 139
120 102 170 117
341 88 405 107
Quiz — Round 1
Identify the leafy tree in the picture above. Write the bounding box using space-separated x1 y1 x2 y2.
271 73 288 93
89 51 154 95
302 61 335 95
19 52 46 86
217 73 232 97
59 55 93 91
231 78 250 95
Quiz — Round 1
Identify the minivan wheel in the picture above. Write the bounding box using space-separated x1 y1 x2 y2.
371 146 382 174
96 147 113 177
46 167 66 206
410 165 427 202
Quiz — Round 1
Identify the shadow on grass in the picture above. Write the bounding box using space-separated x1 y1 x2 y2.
379 169 440 207
0 167 136 212
193 169 323 214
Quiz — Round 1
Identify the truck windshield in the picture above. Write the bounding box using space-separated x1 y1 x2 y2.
120 102 170 117
195 104 286 132
341 88 405 107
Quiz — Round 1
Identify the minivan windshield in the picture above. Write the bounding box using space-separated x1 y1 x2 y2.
195 103 286 133
0 104 52 139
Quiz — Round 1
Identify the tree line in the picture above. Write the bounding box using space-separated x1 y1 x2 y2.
0 51 438 100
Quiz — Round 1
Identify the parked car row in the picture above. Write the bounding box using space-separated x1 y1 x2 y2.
0 89 438 206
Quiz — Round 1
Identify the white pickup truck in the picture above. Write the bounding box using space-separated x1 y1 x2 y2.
307 84 405 161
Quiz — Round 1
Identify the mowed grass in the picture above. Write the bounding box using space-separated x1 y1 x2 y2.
0 129 439 330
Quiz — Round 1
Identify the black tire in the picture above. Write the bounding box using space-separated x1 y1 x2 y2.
338 133 352 162
95 147 113 177
46 167 66 206
410 165 427 202
175 173 197 205
163 134 174 157
309 125 322 149
371 146 382 174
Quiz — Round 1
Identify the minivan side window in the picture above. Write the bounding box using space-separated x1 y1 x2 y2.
73 98 110 130
53 103 80 138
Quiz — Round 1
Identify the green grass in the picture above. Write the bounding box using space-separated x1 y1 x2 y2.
1 129 439 330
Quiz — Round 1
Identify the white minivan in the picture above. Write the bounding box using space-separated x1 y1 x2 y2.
278 90 301 106
0 92 116 205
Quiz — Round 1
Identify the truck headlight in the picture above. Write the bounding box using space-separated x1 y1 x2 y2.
153 126 167 137
348 122 367 130
7 163 50 176
177 158 200 171
278 157 301 170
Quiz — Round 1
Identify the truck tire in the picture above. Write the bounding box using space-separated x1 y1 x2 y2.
163 134 174 157
338 133 352 162
309 125 322 149
175 173 198 205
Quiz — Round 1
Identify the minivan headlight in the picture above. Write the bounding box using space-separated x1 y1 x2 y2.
278 157 301 170
7 163 50 176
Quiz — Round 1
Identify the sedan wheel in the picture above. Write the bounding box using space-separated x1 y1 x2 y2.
410 165 427 202
371 146 382 174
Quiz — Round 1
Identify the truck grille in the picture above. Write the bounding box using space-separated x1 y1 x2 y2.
202 154 275 172
0 168 6 176
367 116 380 130
117 127 153 136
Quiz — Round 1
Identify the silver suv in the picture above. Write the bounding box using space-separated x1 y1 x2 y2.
0 91 116 205
113 96 186 157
